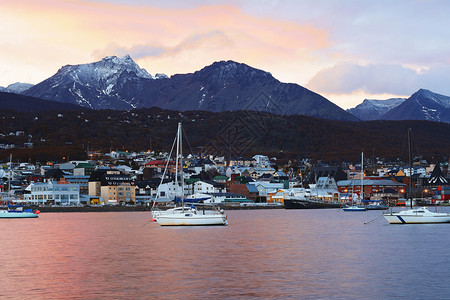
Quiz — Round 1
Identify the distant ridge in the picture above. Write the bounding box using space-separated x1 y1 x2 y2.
347 98 405 121
348 89 450 123
0 92 86 112
382 89 450 123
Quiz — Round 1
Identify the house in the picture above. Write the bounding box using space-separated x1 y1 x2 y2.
309 177 342 203
267 189 288 203
194 180 225 194
73 162 95 176
134 179 170 203
144 160 179 174
249 182 284 200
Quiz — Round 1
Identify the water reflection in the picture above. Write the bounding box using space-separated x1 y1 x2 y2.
1 209 449 298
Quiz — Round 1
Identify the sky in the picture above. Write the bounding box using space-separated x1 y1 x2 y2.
1 0 449 109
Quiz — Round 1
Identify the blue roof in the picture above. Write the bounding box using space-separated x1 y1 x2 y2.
246 184 259 193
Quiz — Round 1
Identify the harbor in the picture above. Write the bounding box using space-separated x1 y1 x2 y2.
1 209 450 299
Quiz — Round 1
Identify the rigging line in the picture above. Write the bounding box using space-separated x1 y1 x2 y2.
142 218 153 227
364 214 384 224
151 133 177 210
181 125 195 157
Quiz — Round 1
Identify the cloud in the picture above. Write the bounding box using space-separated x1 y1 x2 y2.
307 62 423 95
92 30 233 60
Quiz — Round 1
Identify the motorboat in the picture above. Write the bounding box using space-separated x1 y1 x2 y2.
0 205 40 218
343 205 366 212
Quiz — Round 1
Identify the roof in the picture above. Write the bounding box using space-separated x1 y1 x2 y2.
337 179 405 187
198 180 225 188
135 179 169 189
75 162 94 169
100 174 133 186
145 160 177 166
246 184 259 193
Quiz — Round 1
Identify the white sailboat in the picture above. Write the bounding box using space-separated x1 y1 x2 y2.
152 122 228 226
383 128 450 224
343 152 366 211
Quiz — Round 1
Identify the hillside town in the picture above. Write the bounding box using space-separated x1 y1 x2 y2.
1 150 449 208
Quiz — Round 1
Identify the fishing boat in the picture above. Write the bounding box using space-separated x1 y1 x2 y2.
0 205 40 218
152 122 228 226
343 152 367 212
383 128 449 224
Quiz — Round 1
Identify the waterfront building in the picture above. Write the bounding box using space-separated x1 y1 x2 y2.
337 177 406 202
23 181 80 205
64 175 90 195
88 169 135 205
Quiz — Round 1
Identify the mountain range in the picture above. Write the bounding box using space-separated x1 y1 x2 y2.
19 55 357 121
2 55 449 123
347 89 450 123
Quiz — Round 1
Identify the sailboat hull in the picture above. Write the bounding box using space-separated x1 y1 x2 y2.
383 207 450 224
155 213 228 226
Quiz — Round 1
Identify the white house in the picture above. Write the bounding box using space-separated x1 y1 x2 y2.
156 181 193 200
24 182 80 205
193 180 225 194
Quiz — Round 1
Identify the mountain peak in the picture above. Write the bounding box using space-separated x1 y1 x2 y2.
410 88 450 109
194 60 274 85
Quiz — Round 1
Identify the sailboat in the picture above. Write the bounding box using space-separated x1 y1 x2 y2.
152 122 228 226
343 152 366 211
383 128 450 224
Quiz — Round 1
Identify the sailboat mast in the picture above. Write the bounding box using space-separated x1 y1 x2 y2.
8 153 12 193
180 122 184 204
175 123 180 201
361 152 364 204
408 128 413 209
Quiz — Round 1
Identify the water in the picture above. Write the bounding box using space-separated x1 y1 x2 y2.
1 209 450 299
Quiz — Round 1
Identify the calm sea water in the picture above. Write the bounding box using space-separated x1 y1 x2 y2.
1 208 450 299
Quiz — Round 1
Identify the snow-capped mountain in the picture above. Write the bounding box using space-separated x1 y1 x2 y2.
0 82 34 94
23 56 358 121
382 89 450 123
23 55 164 109
347 98 405 120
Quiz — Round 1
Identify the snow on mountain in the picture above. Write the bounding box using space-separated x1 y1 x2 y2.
23 55 157 109
347 98 405 120
383 89 450 123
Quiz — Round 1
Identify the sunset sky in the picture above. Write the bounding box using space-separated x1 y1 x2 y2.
1 0 449 108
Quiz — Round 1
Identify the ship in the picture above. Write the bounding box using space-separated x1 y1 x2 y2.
284 177 343 209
